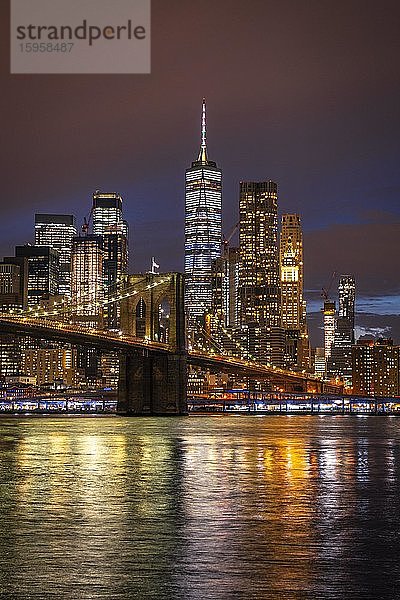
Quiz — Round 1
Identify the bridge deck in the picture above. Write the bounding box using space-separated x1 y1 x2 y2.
0 314 342 392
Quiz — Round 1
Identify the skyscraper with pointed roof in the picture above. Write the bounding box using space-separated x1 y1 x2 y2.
185 99 222 331
280 214 310 368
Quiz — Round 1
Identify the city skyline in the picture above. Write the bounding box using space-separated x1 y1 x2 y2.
2 4 400 598
1 1 400 345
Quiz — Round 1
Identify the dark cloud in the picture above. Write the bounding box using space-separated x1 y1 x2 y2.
304 221 400 297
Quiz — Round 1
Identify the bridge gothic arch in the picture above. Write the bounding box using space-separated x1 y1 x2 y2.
153 296 171 344
134 297 147 338
120 273 185 351
118 272 187 415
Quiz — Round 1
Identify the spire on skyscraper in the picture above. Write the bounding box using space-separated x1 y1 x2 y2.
197 98 208 164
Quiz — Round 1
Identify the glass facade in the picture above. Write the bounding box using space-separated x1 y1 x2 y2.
15 245 60 306
238 181 281 363
92 192 129 330
92 192 128 238
0 258 28 310
185 100 222 330
239 181 280 327
71 235 103 327
328 275 356 384
34 214 77 297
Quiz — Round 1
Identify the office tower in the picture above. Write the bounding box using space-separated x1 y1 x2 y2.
15 245 60 305
0 257 28 310
71 235 103 384
238 180 281 364
0 257 28 378
92 192 129 329
185 99 222 331
210 247 240 353
352 338 399 396
211 246 239 328
323 300 336 369
71 235 103 327
280 214 309 368
34 214 77 297
92 191 128 237
280 215 304 328
101 226 128 329
328 276 356 385
338 275 356 334
313 347 326 376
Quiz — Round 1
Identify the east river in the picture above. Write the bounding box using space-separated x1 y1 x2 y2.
1 416 400 599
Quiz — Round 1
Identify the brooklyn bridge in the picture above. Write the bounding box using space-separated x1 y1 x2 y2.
0 272 342 415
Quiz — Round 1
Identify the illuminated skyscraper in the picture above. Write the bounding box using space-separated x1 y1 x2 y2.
92 192 129 329
92 192 128 238
211 246 239 329
323 300 336 367
280 214 309 368
328 275 356 385
280 215 304 329
0 257 29 378
15 245 60 306
71 235 103 327
338 275 356 333
238 180 282 364
0 257 28 310
185 99 222 330
34 214 77 297
209 246 240 353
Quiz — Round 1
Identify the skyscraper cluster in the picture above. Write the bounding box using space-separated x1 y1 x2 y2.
184 100 310 371
0 99 397 396
0 192 128 387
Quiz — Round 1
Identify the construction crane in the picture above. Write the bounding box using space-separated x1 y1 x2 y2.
321 271 337 301
81 193 97 235
222 221 239 253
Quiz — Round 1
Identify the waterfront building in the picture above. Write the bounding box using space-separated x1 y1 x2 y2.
71 235 103 327
352 338 399 396
34 214 77 297
279 214 309 369
100 352 120 389
238 180 282 364
185 99 222 331
0 335 22 378
15 245 60 305
21 347 78 387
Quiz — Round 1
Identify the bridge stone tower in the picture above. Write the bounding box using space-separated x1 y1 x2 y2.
118 273 187 415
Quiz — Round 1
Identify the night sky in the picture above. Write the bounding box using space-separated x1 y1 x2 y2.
1 1 400 345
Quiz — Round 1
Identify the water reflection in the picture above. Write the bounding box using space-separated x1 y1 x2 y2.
0 416 400 599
